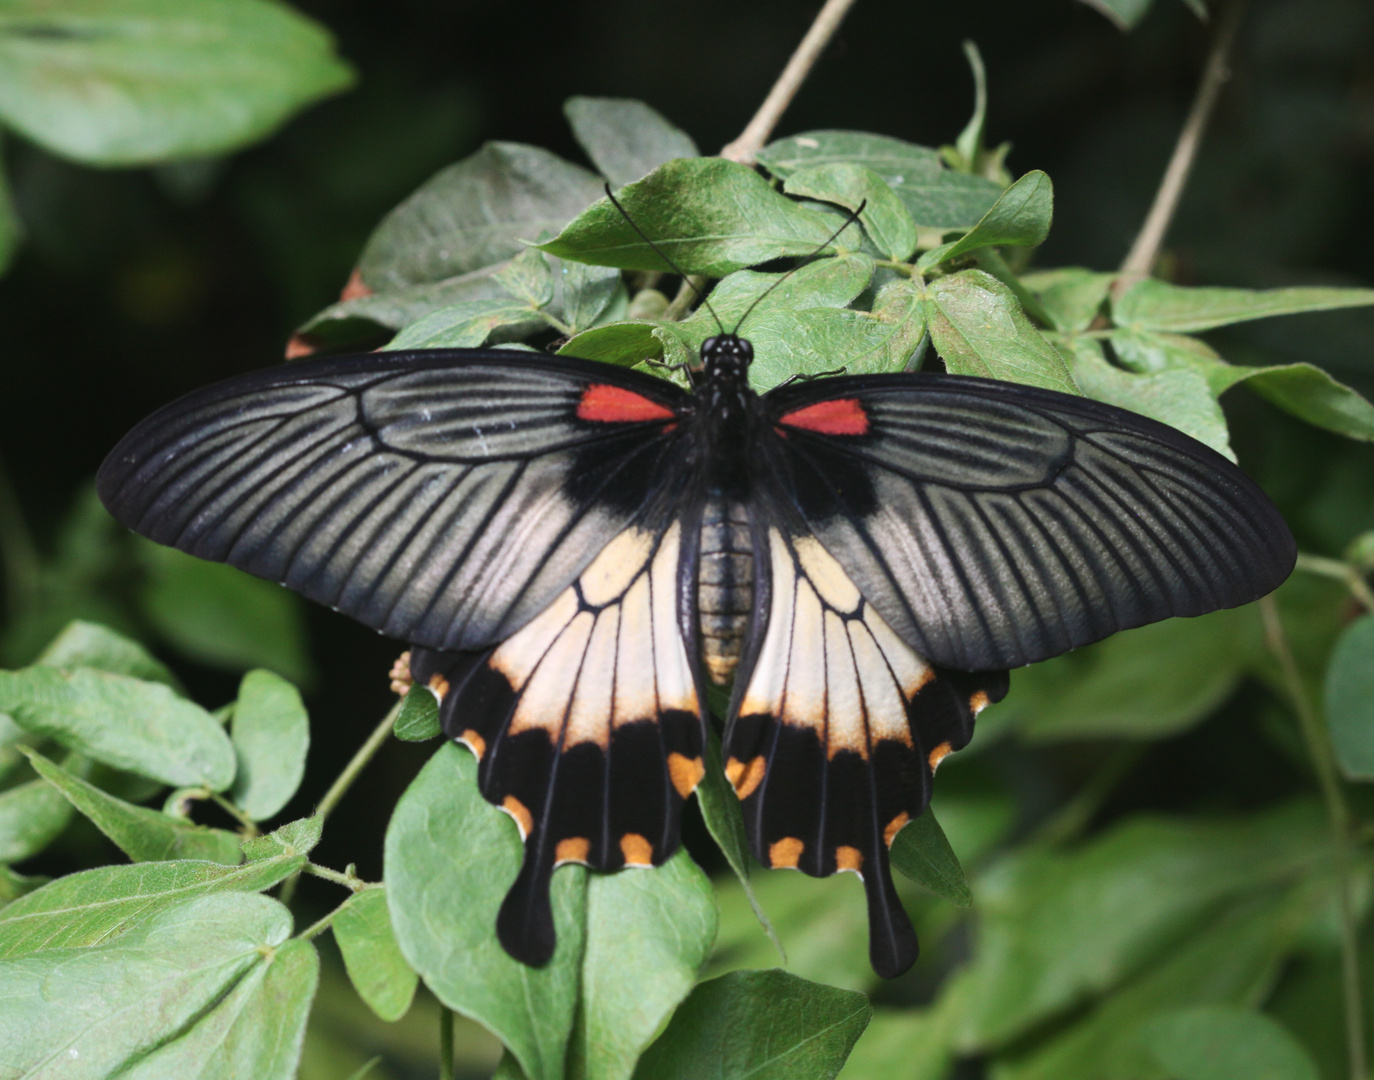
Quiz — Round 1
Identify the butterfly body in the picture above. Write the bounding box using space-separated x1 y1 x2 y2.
98 335 1295 981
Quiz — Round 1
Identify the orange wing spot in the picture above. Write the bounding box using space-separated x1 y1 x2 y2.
668 753 706 799
501 795 533 838
928 741 954 772
777 398 869 436
732 756 767 800
427 673 451 701
724 757 746 787
577 384 676 424
621 833 654 866
835 846 863 872
884 812 910 847
769 837 804 868
460 729 486 759
556 837 590 864
970 690 991 714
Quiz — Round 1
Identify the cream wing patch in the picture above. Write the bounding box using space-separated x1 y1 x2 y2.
492 521 699 750
740 527 931 758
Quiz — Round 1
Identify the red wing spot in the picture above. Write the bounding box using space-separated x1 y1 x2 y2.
577 384 677 424
778 398 869 436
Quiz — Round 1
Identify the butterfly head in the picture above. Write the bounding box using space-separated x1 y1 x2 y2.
700 333 753 385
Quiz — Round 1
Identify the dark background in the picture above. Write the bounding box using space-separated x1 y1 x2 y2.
2 0 1372 927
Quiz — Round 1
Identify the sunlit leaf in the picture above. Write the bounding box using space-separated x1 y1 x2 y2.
333 887 418 1023
241 813 322 862
384 297 542 350
1113 278 1374 333
783 163 918 261
230 670 309 821
1021 267 1114 333
564 96 698 187
36 620 176 687
917 170 1053 270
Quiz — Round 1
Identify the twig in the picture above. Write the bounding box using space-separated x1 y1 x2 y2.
1111 0 1246 301
210 792 260 837
719 0 860 164
439 1008 456 1080
1260 595 1366 1080
316 699 403 821
1295 552 1374 613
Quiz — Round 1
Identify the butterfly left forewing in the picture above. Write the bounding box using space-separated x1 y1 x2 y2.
724 520 1006 979
408 513 706 966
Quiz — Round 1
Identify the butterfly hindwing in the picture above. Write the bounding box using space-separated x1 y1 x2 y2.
764 372 1296 671
97 349 689 653
409 515 706 966
723 519 1007 979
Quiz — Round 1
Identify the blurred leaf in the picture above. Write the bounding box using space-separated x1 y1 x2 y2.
139 542 310 685
241 813 322 861
560 261 626 333
1138 1005 1320 1080
564 96 698 187
0 664 236 789
333 887 418 1023
946 802 1328 1050
1076 0 1156 30
1021 267 1114 333
0 852 302 958
0 752 91 862
783 163 918 261
541 158 845 276
36 619 176 687
1001 607 1258 741
890 810 972 907
917 170 1053 270
634 969 871 1080
25 748 242 864
0 148 19 274
0 892 303 1076
1324 615 1374 781
299 263 512 339
570 849 716 1080
0 0 353 166
1113 279 1374 333
230 669 309 821
1066 337 1233 458
927 270 1080 393
0 867 45 907
383 297 542 350
384 743 586 1080
393 685 441 741
838 1008 952 1080
494 247 555 308
359 142 603 291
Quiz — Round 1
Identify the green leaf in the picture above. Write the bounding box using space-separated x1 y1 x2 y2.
25 748 242 864
0 752 91 863
837 1008 952 1080
230 669 309 821
1113 278 1374 333
783 163 918 261
384 743 586 1080
1139 1005 1320 1080
299 263 514 338
889 810 972 907
570 849 717 1080
541 158 845 277
559 320 662 367
333 887 418 1023
0 892 302 1076
495 247 556 308
633 969 871 1080
952 41 991 171
560 261 626 333
1066 337 1234 458
0 866 46 907
0 0 353 166
241 813 322 861
393 684 441 741
36 619 176 686
564 96 698 187
1079 0 1156 30
138 542 310 685
384 297 542 350
1324 615 1374 781
0 664 236 789
0 151 20 275
927 270 1080 394
916 170 1053 270
359 142 604 291
0 853 302 958
1021 267 1114 333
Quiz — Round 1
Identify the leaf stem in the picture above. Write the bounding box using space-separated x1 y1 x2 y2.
537 309 576 337
316 699 402 822
663 275 707 322
1111 0 1246 301
1295 552 1374 612
719 0 860 164
209 792 261 837
439 1007 456 1080
303 859 377 891
1260 594 1366 1080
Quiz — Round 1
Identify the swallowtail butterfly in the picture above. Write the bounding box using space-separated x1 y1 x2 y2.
97 321 1294 979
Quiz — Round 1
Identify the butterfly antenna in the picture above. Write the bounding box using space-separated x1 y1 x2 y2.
603 183 723 334
731 200 867 336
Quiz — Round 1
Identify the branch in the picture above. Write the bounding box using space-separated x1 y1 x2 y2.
720 0 860 164
1111 0 1246 301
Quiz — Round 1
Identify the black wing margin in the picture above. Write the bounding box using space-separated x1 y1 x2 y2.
97 349 691 652
762 373 1295 672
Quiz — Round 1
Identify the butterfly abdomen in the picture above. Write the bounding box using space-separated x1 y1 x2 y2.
698 498 754 685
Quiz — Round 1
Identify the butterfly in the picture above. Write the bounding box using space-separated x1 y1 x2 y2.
96 328 1295 979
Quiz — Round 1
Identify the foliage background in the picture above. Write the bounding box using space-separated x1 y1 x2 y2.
1 0 1373 1077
